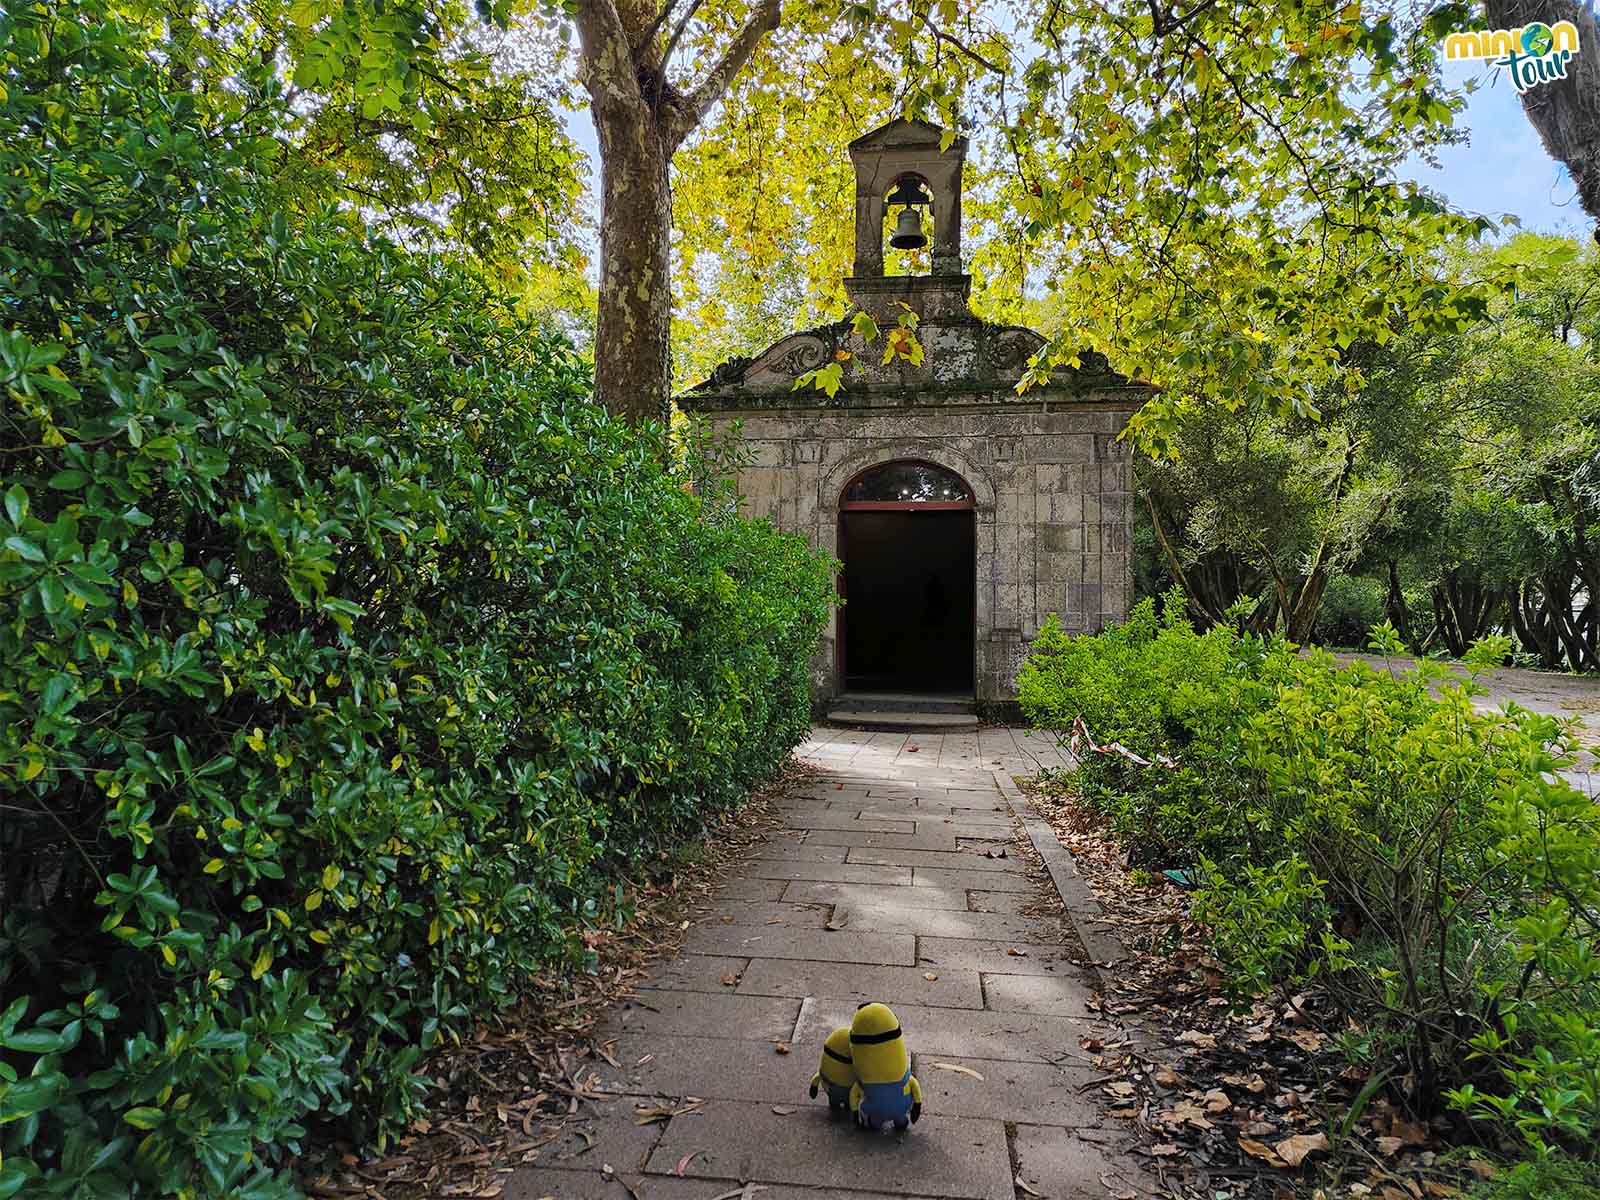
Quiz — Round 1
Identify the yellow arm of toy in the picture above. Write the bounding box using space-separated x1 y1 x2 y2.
809 1071 821 1099
849 1081 863 1112
909 1073 922 1123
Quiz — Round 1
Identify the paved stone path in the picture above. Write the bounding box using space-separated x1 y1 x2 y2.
508 727 1150 1200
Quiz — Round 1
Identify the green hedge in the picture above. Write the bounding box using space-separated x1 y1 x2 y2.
1020 601 1600 1159
0 7 832 1197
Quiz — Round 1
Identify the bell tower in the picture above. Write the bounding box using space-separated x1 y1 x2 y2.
845 117 972 323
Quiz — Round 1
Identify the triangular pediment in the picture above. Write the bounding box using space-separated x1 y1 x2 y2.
848 116 954 152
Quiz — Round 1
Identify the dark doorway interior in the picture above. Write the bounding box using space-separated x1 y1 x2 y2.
842 510 975 692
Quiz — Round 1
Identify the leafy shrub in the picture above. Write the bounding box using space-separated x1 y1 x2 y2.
1022 606 1600 1157
0 7 833 1196
1019 593 1293 864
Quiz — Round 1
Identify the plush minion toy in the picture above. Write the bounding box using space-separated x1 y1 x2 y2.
847 1001 922 1132
808 1026 855 1112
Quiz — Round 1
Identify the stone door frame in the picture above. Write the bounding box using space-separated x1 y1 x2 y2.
822 442 994 696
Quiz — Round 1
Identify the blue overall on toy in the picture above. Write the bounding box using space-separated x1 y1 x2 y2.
855 1064 915 1130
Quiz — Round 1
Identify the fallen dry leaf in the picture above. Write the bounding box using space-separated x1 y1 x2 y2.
773 1042 791 1055
1465 1160 1497 1181
1150 1143 1184 1157
1239 1138 1287 1168
1388 1115 1429 1146
1421 1184 1461 1198
1103 1081 1136 1098
1152 1066 1181 1085
923 972 939 981
770 1106 797 1115
1014 1176 1044 1198
824 912 849 931
1202 1088 1232 1113
1275 1132 1329 1167
1006 947 1028 957
930 1061 985 1081
719 971 739 987
675 1150 702 1177
1177 1030 1217 1049
1289 1028 1325 1052
1376 1136 1404 1157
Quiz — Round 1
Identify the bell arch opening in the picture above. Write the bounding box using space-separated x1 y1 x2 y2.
838 460 976 695
881 174 934 277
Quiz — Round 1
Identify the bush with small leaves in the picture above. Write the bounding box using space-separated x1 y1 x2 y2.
0 5 833 1195
1021 606 1600 1156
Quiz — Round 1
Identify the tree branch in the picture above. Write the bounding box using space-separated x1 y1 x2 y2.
575 0 643 124
662 0 780 149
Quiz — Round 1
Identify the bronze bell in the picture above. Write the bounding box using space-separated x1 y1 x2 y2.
886 179 929 250
889 206 927 250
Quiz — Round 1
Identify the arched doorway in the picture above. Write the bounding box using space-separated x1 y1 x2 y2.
839 459 976 694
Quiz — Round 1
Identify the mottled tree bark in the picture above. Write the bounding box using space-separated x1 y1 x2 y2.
575 0 781 422
1481 0 1600 236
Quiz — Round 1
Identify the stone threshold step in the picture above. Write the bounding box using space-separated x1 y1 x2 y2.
835 691 976 714
827 710 980 732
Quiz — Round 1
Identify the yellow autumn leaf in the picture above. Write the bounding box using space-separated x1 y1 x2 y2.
203 858 224 874
309 929 332 945
161 944 176 966
305 890 324 912
322 865 342 891
251 947 272 980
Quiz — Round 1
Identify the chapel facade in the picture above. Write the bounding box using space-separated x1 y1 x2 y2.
679 117 1152 709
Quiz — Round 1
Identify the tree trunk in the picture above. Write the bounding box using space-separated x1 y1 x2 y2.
1386 559 1414 650
593 124 674 421
576 0 781 421
1481 0 1600 234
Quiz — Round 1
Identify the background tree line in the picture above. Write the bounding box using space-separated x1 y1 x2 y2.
1133 233 1600 669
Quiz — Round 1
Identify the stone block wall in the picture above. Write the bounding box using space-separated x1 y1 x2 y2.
689 397 1139 702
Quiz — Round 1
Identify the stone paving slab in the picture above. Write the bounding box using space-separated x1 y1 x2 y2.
845 845 1026 872
911 866 1032 893
1012 1121 1157 1200
686 925 917 966
754 841 850 863
916 935 1086 975
735 958 985 1009
829 902 1057 942
779 880 978 912
646 1101 1014 1200
782 812 917 834
716 878 791 901
804 828 962 852
615 990 802 1042
702 902 835 930
649 954 752 993
744 860 913 886
507 1171 952 1200
795 997 1106 1063
982 971 1105 1016
967 889 1049 914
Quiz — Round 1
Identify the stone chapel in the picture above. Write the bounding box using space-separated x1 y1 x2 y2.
679 117 1151 715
